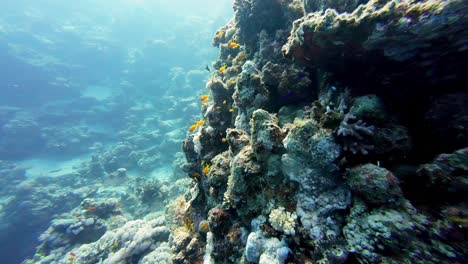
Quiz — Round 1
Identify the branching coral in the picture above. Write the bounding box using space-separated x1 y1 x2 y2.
268 207 297 235
336 113 375 155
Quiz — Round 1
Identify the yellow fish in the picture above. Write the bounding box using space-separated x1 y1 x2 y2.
215 31 224 39
228 40 240 49
229 108 234 113
189 119 205 132
219 65 227 73
222 100 227 105
203 164 210 174
196 119 205 126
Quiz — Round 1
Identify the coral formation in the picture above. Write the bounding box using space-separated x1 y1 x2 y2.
346 164 403 206
172 0 467 263
268 207 297 235
38 216 169 264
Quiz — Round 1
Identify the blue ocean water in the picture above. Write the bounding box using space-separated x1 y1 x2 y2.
0 1 231 262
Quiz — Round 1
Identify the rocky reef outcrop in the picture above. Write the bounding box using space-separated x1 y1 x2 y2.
174 0 468 263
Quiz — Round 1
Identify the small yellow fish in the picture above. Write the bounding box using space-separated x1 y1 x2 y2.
215 31 224 39
216 106 221 110
196 119 205 126
229 108 234 113
203 164 210 174
189 119 205 132
230 79 236 85
200 94 209 101
228 40 240 49
189 124 197 132
219 65 227 73
221 138 227 143
227 54 232 60
222 100 227 105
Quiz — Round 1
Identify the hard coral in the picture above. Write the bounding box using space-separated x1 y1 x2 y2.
336 113 375 155
268 207 297 235
346 164 403 206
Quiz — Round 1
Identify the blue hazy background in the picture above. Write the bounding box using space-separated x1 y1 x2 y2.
0 0 232 262
1 0 231 106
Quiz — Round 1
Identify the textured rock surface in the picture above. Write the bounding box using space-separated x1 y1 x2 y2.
176 0 467 263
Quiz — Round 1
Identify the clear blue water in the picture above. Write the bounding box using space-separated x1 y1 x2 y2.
0 1 232 262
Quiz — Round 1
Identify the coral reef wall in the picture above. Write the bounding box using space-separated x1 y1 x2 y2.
176 0 468 263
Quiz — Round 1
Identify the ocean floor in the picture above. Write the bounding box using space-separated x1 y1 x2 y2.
18 154 92 178
17 156 174 180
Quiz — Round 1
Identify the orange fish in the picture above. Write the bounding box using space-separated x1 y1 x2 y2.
203 164 210 174
199 220 209 232
189 119 205 132
228 40 240 49
189 124 197 132
200 94 209 101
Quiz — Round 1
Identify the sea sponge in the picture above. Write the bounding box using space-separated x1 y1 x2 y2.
268 207 297 235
